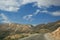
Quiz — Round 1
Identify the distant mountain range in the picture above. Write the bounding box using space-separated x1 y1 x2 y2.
0 20 60 40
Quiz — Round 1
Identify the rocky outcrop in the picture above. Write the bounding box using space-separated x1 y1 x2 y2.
45 27 60 40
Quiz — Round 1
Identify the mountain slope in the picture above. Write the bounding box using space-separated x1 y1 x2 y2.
0 20 60 40
0 23 33 40
44 27 60 40
34 20 60 33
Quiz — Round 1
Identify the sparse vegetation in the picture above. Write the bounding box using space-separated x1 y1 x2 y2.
4 34 29 40
0 20 60 40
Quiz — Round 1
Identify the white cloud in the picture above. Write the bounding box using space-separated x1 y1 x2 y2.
22 0 60 7
34 9 40 15
23 9 40 21
0 0 22 12
0 0 60 12
0 13 11 23
51 11 60 16
23 9 49 21
33 8 60 16
34 9 49 15
23 14 34 21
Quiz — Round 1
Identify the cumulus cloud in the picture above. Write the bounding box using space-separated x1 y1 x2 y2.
0 0 60 12
22 0 60 17
0 0 22 12
22 0 60 7
0 13 10 23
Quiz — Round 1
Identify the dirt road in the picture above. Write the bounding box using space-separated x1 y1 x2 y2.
19 34 47 40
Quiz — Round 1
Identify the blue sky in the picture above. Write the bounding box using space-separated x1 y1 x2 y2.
0 0 60 25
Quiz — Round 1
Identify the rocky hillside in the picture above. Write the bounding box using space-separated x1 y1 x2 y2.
45 27 60 40
21 27 60 40
0 23 33 40
0 23 32 33
33 20 60 33
0 20 60 40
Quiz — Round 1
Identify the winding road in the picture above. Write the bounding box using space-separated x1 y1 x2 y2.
19 34 48 40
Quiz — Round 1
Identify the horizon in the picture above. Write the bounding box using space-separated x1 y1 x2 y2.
0 20 60 26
